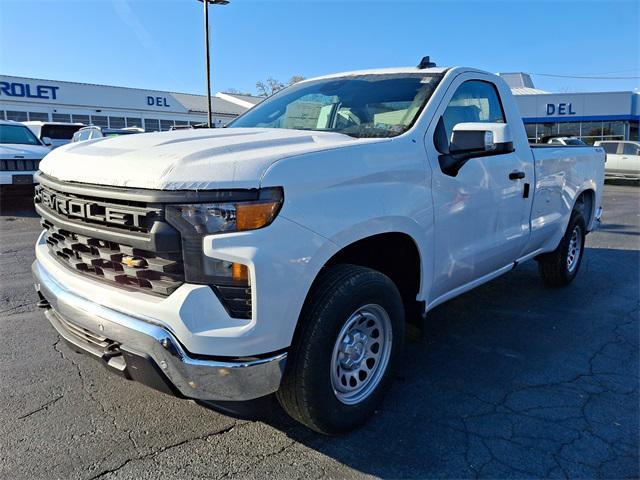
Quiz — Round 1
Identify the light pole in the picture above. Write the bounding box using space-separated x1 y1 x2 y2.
198 0 229 128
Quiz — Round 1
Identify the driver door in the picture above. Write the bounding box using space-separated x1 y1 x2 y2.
424 74 534 301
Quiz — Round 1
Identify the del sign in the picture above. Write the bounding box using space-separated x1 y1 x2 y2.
546 103 576 116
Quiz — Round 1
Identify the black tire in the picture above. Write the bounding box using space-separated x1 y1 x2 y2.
537 210 586 287
277 264 405 435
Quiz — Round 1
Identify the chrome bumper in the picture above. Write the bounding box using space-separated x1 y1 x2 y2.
32 260 286 401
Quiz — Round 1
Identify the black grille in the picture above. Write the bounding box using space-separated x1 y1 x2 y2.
42 219 184 296
0 159 40 171
212 285 252 319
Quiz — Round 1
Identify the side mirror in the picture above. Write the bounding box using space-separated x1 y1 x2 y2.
438 122 514 176
41 137 53 146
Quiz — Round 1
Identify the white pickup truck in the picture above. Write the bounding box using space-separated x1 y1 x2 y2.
32 61 605 434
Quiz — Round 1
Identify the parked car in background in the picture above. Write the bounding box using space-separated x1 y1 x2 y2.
546 136 586 146
33 61 605 434
23 121 84 149
71 126 144 142
595 140 640 180
0 120 50 191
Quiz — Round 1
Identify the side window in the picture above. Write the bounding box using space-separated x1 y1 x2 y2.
622 143 640 156
441 80 506 142
601 142 618 154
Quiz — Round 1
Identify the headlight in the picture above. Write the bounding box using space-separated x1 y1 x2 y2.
165 187 283 301
167 190 283 236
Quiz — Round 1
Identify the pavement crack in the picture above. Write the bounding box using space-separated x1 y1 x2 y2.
88 422 242 479
17 394 64 420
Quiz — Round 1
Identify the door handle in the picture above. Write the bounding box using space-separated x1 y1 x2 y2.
509 171 526 180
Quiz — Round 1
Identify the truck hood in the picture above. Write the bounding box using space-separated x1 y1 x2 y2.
0 143 51 159
39 128 367 190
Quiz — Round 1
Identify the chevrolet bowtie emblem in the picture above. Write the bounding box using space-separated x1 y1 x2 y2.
122 256 144 268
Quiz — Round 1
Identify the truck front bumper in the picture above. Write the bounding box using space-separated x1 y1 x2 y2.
32 260 287 402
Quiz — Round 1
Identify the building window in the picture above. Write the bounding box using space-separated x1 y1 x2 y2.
536 123 557 139
72 114 90 125
0 111 4 120
91 115 108 127
558 122 580 136
524 123 537 142
580 121 602 137
52 113 71 123
126 118 142 128
144 119 160 132
630 122 639 141
6 111 28 121
160 119 174 131
109 116 125 128
174 120 188 126
190 121 203 126
602 121 625 138
28 112 49 121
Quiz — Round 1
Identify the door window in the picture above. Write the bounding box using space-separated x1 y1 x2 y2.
622 143 640 156
600 142 619 154
441 80 506 142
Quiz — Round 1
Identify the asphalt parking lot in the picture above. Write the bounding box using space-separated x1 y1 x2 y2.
0 184 638 480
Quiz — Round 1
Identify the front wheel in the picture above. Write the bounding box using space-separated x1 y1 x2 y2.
277 264 404 435
537 210 586 287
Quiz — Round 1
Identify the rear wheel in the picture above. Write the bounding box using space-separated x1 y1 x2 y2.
537 210 586 287
277 264 404 435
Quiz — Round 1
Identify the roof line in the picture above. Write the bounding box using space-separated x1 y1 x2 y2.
0 73 220 98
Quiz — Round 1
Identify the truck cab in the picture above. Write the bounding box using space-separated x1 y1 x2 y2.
32 62 605 434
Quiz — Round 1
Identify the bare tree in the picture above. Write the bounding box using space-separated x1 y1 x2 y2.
255 75 306 97
256 77 285 97
288 75 306 85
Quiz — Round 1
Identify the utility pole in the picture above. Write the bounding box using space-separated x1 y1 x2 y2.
198 0 229 128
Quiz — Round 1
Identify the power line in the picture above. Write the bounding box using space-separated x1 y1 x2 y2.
527 72 640 80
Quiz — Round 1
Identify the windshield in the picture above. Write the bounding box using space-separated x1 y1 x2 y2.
229 73 444 138
0 124 42 145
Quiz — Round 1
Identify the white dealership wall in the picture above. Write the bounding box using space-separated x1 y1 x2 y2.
0 75 260 131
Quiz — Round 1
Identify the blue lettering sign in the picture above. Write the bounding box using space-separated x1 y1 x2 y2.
146 95 171 107
0 82 58 100
546 102 576 116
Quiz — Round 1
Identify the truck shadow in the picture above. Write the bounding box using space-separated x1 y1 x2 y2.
256 246 639 478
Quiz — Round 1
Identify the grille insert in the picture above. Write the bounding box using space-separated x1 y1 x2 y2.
0 159 40 171
43 219 184 296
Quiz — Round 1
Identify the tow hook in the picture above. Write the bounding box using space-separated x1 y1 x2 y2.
34 286 50 309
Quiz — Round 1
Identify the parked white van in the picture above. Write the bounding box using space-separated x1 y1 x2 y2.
23 121 84 149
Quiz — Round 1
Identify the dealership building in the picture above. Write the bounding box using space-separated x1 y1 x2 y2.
0 75 261 131
499 73 639 144
1 73 638 144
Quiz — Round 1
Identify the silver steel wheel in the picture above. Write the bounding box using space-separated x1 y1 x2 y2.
567 225 583 272
330 304 393 406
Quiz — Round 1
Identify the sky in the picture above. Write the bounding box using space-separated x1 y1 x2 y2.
1 0 638 96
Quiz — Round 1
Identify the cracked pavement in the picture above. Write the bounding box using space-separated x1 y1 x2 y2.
0 184 638 479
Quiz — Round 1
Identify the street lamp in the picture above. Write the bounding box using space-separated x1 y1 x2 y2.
198 0 229 128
